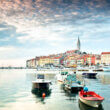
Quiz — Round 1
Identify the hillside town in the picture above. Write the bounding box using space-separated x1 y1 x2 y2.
26 38 110 69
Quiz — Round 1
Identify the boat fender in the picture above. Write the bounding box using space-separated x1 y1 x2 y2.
42 93 46 99
83 87 88 92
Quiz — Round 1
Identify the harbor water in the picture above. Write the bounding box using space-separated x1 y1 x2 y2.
0 69 110 110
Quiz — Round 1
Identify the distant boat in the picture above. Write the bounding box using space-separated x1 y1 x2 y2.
103 66 110 72
77 66 89 71
82 70 97 78
91 66 103 72
79 90 104 108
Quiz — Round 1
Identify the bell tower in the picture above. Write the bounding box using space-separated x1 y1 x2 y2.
77 37 81 51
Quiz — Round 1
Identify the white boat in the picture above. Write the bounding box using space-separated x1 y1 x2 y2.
32 74 51 96
56 71 67 82
103 66 110 72
32 79 51 89
77 66 89 71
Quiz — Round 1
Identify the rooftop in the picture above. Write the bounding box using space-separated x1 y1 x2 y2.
101 52 110 54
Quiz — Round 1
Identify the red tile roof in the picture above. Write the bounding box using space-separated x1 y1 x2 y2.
52 57 61 59
101 52 110 54
66 50 77 53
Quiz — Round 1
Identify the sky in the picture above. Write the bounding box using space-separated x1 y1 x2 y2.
0 0 110 67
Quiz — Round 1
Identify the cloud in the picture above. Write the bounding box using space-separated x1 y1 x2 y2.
0 46 15 51
0 0 110 66
0 0 110 30
16 24 70 44
0 27 8 31
0 59 26 67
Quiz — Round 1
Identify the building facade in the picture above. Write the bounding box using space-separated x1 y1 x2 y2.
101 52 110 65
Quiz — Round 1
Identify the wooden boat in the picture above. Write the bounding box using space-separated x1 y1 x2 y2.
79 90 104 108
79 100 103 110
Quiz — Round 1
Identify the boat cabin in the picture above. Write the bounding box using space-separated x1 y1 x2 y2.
32 74 51 90
32 80 51 90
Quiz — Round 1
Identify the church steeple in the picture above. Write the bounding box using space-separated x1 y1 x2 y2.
77 37 80 51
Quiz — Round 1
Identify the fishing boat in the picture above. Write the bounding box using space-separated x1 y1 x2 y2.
63 73 84 92
32 74 51 96
79 89 104 108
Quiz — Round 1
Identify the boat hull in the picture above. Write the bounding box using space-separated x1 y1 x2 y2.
64 84 83 93
79 100 103 110
32 88 51 97
103 67 110 72
79 96 103 108
82 73 97 78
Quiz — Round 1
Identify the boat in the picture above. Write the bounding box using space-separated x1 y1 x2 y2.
79 100 103 110
63 73 84 92
82 70 97 78
56 71 68 82
89 66 103 72
32 74 51 96
103 66 110 72
79 89 104 108
77 66 89 71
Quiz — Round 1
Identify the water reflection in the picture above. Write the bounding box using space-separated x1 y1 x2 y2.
98 73 110 84
60 83 78 102
79 100 104 110
32 88 52 104
32 88 51 97
0 70 110 110
84 77 97 79
65 92 77 101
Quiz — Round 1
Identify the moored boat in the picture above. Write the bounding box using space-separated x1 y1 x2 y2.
82 69 97 78
32 74 51 96
63 73 84 92
78 100 103 110
56 71 68 82
103 66 110 72
77 66 89 71
79 89 104 108
64 82 83 92
82 72 97 78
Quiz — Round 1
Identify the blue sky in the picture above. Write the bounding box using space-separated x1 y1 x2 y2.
0 0 110 66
